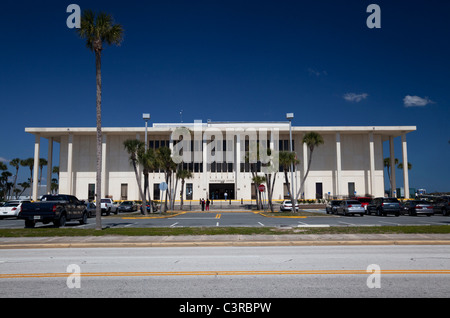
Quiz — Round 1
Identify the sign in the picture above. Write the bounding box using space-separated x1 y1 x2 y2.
159 182 168 191
258 184 265 192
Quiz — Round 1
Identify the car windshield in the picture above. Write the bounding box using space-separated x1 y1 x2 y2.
101 199 110 203
415 201 430 204
331 201 340 205
121 201 132 205
357 198 371 203
347 201 361 204
384 198 399 203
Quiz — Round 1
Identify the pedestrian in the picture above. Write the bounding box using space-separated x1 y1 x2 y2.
206 198 210 211
201 198 205 211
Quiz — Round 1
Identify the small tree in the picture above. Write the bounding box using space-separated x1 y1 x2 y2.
177 169 193 210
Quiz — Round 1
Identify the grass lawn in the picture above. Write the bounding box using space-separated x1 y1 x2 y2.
0 225 449 238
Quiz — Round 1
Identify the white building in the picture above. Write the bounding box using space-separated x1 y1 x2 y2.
25 122 416 202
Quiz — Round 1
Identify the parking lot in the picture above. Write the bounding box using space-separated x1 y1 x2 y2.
1 209 449 229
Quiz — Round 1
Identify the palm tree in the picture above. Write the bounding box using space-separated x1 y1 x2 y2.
123 139 145 209
156 147 176 212
177 169 193 210
77 10 123 230
9 158 20 199
138 147 158 214
296 132 324 200
20 158 34 185
279 151 299 209
38 158 47 185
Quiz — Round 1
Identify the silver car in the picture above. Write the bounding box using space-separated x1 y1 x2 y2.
336 200 365 216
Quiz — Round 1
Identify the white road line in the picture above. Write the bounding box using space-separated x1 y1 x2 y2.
170 222 179 228
378 221 401 225
258 222 265 226
216 222 219 227
338 221 356 226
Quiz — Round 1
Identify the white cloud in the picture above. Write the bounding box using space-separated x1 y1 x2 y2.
403 95 434 107
308 68 327 77
0 157 9 163
343 93 368 103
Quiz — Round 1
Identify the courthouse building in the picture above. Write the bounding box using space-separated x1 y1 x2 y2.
25 122 416 202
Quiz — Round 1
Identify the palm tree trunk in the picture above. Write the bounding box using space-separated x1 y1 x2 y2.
95 48 102 231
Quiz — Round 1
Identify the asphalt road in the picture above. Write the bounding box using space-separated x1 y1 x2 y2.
1 209 449 229
1 245 449 298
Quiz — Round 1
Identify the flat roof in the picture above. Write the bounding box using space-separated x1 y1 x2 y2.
25 124 416 142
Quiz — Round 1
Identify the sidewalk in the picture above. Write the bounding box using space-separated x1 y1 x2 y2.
1 233 449 249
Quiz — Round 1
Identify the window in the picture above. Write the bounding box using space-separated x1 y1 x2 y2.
88 184 95 201
121 184 128 200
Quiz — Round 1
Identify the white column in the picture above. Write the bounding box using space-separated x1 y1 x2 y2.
369 132 375 196
389 136 396 197
32 134 40 201
302 141 308 199
335 132 341 198
235 134 241 199
67 134 73 195
202 135 208 197
46 138 53 194
101 134 107 199
402 133 410 199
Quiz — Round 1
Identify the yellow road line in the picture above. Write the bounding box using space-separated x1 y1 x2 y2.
1 269 450 279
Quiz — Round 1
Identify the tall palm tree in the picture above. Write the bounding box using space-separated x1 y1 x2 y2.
296 132 324 200
77 10 123 230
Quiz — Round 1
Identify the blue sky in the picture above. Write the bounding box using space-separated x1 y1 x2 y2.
0 0 449 192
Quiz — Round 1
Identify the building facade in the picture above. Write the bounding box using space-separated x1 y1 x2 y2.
25 122 416 202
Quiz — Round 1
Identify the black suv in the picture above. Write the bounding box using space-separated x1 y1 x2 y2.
367 197 401 216
433 196 450 216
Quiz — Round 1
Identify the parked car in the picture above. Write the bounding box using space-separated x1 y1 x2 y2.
326 200 341 214
402 200 434 216
0 200 31 218
432 196 450 216
280 200 299 212
335 200 365 216
118 200 138 212
85 202 97 218
18 194 88 228
367 197 401 216
355 197 372 211
141 201 159 213
100 198 118 215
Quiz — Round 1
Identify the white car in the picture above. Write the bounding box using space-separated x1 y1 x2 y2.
280 200 299 211
0 200 31 218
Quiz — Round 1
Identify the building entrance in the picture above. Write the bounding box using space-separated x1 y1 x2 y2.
209 183 235 200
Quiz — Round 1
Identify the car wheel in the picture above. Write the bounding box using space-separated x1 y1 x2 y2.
79 212 88 225
54 214 66 228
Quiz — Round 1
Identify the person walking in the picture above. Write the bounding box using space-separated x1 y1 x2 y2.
206 198 210 211
201 198 205 211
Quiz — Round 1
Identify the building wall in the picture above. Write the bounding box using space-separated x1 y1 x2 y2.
57 131 385 201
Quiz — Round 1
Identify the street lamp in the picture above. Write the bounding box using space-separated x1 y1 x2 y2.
286 113 295 212
143 113 150 150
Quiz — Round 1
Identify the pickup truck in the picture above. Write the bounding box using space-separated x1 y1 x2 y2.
18 194 88 228
100 198 118 215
